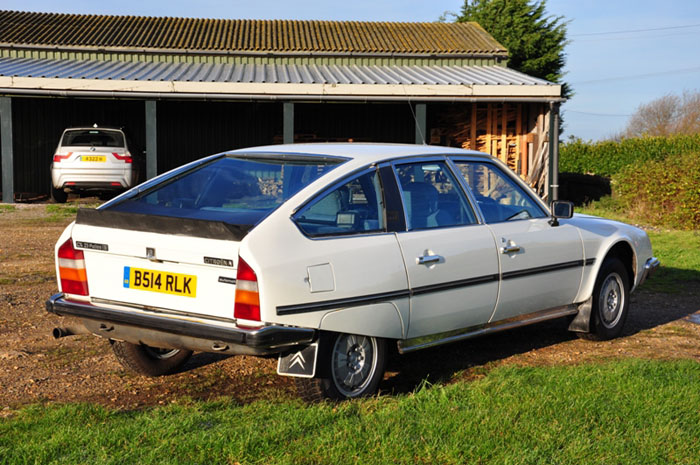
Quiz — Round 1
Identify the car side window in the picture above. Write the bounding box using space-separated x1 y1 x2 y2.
453 161 547 223
394 161 477 230
295 170 385 237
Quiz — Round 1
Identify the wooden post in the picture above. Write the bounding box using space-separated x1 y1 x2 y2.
485 104 492 156
501 103 508 163
470 104 477 150
493 105 499 158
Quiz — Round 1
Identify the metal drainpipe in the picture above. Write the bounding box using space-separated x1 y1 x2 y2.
547 101 560 202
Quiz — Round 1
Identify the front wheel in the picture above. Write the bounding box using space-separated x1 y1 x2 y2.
295 333 387 401
578 257 630 341
111 341 192 377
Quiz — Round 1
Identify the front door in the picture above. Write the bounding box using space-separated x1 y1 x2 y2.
451 160 584 322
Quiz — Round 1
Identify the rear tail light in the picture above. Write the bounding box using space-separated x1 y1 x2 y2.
234 257 260 321
112 152 132 163
110 182 122 186
53 152 71 162
57 239 89 296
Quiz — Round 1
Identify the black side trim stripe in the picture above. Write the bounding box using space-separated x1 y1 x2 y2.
276 258 596 316
412 274 499 296
277 289 410 316
502 259 587 280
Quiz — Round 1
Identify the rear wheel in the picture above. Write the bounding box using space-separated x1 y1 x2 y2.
295 332 387 401
51 185 68 203
111 341 192 377
578 257 630 341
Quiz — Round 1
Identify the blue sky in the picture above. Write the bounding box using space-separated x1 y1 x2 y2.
5 0 700 141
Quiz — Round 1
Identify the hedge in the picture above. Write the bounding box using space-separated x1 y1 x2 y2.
614 151 700 230
560 134 700 177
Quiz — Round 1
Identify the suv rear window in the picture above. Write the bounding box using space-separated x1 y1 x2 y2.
109 155 345 226
61 130 125 147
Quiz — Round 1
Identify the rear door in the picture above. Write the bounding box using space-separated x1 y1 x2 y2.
391 159 500 338
57 129 130 170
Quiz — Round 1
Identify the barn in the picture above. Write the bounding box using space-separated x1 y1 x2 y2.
0 10 563 203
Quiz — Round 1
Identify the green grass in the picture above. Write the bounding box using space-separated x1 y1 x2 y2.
579 198 700 293
645 229 700 292
41 203 101 222
0 204 16 213
45 204 80 215
1 359 698 464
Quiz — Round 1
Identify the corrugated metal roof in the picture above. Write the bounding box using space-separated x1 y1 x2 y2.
0 10 507 56
0 56 550 86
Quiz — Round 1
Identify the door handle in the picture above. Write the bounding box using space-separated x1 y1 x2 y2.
417 254 442 265
500 243 521 254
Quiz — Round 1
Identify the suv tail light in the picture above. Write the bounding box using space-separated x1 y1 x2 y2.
112 152 132 163
57 239 89 296
234 257 260 321
53 152 71 163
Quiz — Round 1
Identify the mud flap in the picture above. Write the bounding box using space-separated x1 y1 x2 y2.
568 297 592 333
277 342 318 378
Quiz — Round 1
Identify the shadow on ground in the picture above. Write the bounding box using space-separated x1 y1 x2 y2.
380 279 700 396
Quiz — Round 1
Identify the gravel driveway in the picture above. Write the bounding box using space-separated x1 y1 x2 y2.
1 204 698 413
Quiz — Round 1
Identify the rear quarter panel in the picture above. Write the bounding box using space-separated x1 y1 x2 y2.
242 209 409 338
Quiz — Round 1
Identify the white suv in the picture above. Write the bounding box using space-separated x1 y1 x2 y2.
50 126 136 202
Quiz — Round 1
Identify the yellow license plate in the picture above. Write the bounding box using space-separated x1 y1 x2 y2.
123 266 197 297
82 155 106 162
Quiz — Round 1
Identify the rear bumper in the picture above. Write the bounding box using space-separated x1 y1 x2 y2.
51 167 133 190
46 293 316 356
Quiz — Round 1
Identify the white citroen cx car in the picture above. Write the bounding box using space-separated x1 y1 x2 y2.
50 125 136 202
46 143 659 400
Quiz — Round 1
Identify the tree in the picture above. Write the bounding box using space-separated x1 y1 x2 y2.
457 0 571 99
624 91 700 138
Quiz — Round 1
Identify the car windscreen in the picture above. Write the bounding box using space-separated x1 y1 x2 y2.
107 155 346 226
61 130 125 147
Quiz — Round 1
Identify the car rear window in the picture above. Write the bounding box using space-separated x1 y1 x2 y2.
108 155 345 226
61 130 125 147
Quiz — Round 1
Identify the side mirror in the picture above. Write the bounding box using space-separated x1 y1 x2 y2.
549 200 574 226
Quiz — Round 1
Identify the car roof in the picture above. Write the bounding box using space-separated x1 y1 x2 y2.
62 126 124 132
227 143 493 164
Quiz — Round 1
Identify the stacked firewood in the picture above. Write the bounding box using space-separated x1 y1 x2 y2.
431 103 522 173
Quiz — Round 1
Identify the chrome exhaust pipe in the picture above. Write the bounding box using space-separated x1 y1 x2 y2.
52 325 89 339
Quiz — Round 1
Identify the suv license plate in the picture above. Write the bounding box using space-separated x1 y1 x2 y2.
123 266 197 297
82 155 106 162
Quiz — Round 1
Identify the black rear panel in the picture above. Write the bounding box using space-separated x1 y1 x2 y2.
76 209 251 241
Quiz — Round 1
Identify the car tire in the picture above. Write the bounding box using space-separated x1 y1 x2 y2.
111 341 193 377
295 332 387 401
51 185 68 203
578 257 630 341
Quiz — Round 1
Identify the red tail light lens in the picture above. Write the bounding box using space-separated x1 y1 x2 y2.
234 257 260 321
53 152 71 163
112 152 132 163
58 239 89 296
